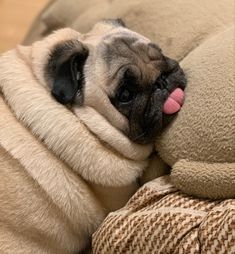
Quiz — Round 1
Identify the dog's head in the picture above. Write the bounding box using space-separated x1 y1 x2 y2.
44 20 186 144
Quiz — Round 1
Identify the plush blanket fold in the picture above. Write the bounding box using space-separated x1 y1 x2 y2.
0 41 156 252
0 46 151 187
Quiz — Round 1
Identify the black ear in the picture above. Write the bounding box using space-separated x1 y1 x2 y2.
46 40 89 104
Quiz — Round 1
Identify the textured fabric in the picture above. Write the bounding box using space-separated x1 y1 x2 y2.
93 176 235 254
156 26 235 199
172 160 235 199
157 26 235 165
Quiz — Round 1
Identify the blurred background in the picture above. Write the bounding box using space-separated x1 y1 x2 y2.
0 0 48 53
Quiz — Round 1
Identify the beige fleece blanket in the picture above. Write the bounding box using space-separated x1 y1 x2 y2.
0 39 153 252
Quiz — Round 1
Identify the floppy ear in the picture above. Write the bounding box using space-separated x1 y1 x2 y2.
46 40 89 104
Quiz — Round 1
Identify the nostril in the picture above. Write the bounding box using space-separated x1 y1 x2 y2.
154 73 168 90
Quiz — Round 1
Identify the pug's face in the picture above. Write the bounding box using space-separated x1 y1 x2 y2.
45 20 186 144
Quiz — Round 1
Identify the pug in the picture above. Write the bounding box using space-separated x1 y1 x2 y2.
45 19 186 144
0 19 186 254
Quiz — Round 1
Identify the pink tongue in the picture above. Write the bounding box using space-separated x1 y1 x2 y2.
163 88 185 114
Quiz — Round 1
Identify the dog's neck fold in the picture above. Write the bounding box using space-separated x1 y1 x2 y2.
73 106 152 160
0 45 152 187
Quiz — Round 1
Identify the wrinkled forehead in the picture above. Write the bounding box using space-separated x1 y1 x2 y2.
98 32 163 65
84 20 164 85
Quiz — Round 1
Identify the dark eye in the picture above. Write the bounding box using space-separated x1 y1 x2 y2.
117 86 135 103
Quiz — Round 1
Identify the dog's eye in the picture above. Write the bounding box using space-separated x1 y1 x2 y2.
117 86 135 103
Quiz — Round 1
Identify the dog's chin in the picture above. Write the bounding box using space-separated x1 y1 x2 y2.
126 120 161 145
130 135 157 145
126 112 177 145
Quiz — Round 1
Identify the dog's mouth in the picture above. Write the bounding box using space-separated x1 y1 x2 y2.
128 66 186 145
128 88 185 144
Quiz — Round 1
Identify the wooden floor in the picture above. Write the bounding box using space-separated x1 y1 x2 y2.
0 0 48 53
